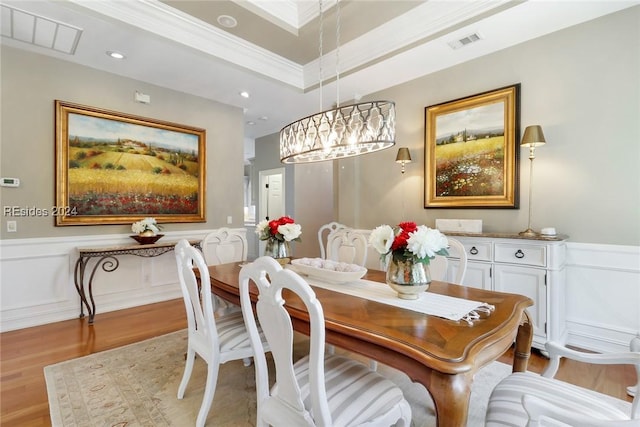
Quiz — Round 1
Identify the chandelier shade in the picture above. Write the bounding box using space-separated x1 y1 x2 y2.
280 100 396 164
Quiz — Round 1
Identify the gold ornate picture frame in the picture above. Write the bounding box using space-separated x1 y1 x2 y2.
55 100 206 226
424 84 520 208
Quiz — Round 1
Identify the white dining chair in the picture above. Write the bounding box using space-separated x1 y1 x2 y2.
428 237 468 285
317 221 348 259
174 239 270 427
201 227 248 265
239 256 412 427
325 228 368 267
201 228 248 315
485 340 640 426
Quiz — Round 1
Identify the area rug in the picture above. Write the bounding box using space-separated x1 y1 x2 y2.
44 329 511 426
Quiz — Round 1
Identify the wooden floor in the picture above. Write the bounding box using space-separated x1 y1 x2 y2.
0 298 635 427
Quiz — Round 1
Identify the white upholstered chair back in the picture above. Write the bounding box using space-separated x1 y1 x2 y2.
325 228 368 267
317 222 347 259
201 228 248 265
239 256 412 427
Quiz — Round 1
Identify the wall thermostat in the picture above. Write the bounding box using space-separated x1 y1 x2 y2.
1 177 20 187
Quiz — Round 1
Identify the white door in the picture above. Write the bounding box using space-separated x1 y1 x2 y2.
265 173 284 221
258 168 286 254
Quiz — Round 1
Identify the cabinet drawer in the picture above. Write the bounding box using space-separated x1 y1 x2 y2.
494 243 546 267
462 242 492 262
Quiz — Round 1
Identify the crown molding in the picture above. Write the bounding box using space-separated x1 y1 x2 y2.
302 0 512 88
69 0 305 88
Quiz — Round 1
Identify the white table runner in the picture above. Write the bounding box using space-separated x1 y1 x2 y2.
307 278 494 324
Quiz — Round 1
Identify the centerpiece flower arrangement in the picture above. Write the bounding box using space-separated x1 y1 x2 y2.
256 216 302 242
369 221 449 264
131 217 162 236
256 216 302 264
369 222 449 299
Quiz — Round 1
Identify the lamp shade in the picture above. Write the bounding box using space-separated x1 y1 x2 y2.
395 147 412 163
521 125 546 148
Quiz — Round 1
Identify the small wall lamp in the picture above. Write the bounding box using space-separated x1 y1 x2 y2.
395 147 412 174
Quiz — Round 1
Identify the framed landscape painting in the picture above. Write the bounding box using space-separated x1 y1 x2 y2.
424 84 520 208
55 101 206 226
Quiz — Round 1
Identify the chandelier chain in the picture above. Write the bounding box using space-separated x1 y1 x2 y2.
335 0 340 108
318 0 323 111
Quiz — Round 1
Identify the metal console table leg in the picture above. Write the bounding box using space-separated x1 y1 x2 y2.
74 240 200 324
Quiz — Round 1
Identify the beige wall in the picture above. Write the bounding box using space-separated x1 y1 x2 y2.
334 7 639 245
252 133 334 258
0 47 245 239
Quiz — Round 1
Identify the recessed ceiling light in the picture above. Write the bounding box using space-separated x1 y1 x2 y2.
106 50 125 59
246 121 256 126
239 91 250 98
259 116 268 121
217 15 237 28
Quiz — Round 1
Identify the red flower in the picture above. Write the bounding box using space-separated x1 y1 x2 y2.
268 216 295 236
398 222 417 233
391 230 410 251
390 222 416 251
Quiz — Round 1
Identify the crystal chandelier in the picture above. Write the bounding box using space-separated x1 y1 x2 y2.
279 0 395 164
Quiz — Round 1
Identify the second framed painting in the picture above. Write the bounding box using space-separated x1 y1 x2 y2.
424 84 520 208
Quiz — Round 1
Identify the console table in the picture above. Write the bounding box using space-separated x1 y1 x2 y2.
443 232 568 350
74 240 200 324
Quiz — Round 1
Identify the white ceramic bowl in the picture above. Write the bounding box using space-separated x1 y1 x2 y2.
289 258 367 284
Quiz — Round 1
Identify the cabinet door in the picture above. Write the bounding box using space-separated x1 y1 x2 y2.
460 261 492 290
494 265 547 344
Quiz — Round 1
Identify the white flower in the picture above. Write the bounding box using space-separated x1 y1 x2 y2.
407 225 449 259
278 223 302 241
131 217 160 234
255 220 269 236
369 224 394 255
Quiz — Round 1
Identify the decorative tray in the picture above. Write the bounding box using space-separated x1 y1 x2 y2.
289 258 367 284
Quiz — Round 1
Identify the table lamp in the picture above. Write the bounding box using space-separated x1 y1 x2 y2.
519 125 546 237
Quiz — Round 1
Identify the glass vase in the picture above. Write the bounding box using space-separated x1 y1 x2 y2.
386 257 431 300
264 238 291 265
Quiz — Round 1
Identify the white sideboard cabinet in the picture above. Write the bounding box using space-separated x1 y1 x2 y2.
444 233 568 350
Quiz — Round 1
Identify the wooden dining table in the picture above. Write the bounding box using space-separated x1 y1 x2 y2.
207 262 534 427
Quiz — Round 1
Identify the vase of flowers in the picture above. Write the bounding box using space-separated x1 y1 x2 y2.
369 222 449 299
256 216 302 265
130 217 163 244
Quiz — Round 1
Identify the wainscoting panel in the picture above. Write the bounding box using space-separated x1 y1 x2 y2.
1 252 71 310
565 242 640 353
0 231 212 332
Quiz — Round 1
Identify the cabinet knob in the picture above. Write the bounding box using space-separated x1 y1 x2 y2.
515 249 525 259
470 246 479 255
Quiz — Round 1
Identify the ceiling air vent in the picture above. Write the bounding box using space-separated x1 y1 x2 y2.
447 32 482 50
0 4 82 55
